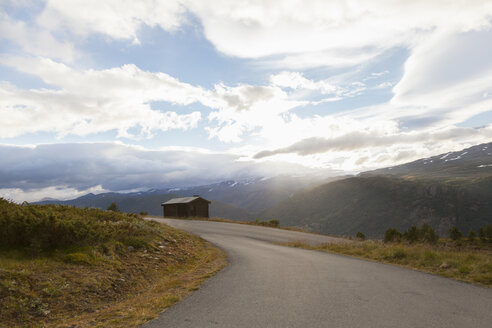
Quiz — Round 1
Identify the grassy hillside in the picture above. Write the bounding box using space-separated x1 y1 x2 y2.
262 175 492 238
0 199 225 327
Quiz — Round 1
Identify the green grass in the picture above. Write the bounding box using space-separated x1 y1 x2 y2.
284 239 492 287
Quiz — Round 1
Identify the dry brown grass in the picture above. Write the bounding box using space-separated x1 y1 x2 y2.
284 240 492 287
0 223 226 328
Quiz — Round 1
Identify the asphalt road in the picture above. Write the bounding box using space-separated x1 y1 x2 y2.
143 219 492 328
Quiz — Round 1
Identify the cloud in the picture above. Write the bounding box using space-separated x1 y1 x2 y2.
188 0 492 67
37 0 186 43
0 142 316 202
0 11 75 61
391 29 492 123
0 56 211 138
0 185 108 203
0 56 310 143
2 1 492 175
254 126 492 159
206 83 306 143
269 71 339 94
32 0 492 69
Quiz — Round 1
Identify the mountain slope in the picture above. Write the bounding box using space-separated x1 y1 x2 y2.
262 142 492 237
262 175 492 237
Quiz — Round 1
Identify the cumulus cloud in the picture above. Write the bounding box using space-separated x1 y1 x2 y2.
0 56 310 142
0 56 211 138
207 83 306 142
0 142 314 202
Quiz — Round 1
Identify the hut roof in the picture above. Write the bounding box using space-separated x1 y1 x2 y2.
161 196 210 205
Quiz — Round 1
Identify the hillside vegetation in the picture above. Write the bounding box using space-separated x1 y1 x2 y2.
262 175 492 238
0 199 225 327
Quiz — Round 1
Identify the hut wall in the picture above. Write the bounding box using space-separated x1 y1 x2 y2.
194 200 209 217
163 204 178 217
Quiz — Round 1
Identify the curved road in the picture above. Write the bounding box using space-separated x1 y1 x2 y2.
143 219 492 328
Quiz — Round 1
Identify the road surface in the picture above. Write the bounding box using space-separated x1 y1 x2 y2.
143 219 492 328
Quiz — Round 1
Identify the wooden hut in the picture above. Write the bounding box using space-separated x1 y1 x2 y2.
161 195 211 218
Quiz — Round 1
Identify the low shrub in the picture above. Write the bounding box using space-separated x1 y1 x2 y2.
420 223 439 244
397 224 439 244
479 224 492 241
106 202 120 212
0 198 161 252
384 228 402 243
403 226 419 243
356 231 366 240
449 226 463 241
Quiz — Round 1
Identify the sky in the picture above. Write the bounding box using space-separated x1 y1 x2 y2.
1 0 492 202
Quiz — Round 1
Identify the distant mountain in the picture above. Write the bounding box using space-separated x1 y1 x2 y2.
261 142 492 238
362 141 492 180
163 175 338 213
34 175 336 220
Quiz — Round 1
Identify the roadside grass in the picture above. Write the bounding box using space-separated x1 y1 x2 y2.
284 240 492 287
0 200 226 327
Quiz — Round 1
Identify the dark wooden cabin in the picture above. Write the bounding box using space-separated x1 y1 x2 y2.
161 195 211 218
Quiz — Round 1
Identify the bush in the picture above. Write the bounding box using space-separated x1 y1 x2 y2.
140 211 148 216
106 202 120 212
449 226 463 241
384 228 402 243
403 226 419 243
468 230 476 241
356 231 366 240
485 224 492 241
253 219 280 227
420 223 439 244
400 224 439 244
0 198 161 251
